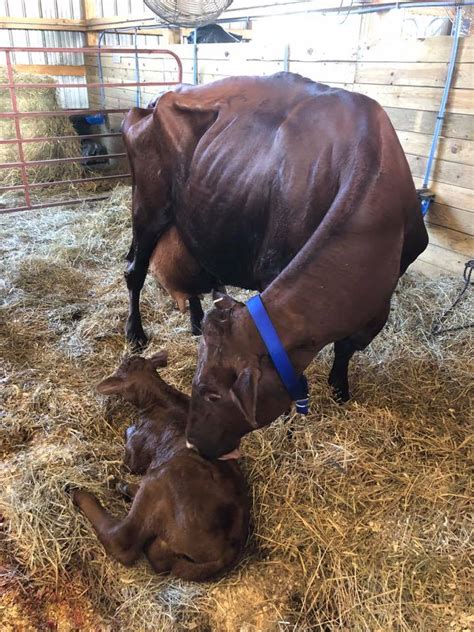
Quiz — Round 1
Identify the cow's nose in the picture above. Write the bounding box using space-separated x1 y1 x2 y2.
186 440 197 452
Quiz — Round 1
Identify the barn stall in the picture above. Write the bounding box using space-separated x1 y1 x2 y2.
0 1 473 630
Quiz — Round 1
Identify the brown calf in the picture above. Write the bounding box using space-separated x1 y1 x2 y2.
71 352 249 581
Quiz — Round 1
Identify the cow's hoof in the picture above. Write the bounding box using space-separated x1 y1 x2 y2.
330 386 351 404
328 377 350 404
190 323 202 336
125 324 149 351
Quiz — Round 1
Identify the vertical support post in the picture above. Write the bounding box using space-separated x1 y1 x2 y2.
98 30 106 110
134 27 141 107
5 50 31 208
82 0 99 46
193 28 198 85
283 44 290 72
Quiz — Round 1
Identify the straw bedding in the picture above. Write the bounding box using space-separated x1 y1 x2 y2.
0 187 472 631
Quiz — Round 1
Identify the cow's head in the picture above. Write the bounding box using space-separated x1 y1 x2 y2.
186 294 292 460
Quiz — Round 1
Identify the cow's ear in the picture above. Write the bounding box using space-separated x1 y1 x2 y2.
96 376 125 395
150 350 168 369
212 291 240 311
230 367 261 429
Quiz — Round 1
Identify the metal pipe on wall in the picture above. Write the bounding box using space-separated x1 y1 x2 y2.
193 28 198 85
419 6 464 215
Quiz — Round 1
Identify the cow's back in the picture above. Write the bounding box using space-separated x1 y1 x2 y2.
171 74 423 288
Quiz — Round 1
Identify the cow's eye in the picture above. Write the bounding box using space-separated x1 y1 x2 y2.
204 391 221 402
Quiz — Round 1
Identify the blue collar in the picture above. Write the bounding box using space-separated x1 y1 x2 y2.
247 295 309 415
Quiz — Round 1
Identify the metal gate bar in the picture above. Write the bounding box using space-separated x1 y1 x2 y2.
0 46 183 214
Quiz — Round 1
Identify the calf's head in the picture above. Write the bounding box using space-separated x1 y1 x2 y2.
186 294 291 460
96 351 169 408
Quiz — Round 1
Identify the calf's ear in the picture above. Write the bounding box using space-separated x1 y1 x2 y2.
96 376 125 395
150 350 168 368
230 367 261 429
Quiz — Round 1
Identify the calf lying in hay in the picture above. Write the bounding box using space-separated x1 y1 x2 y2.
71 352 249 582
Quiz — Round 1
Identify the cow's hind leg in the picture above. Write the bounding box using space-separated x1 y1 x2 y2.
189 297 204 335
125 219 169 348
328 302 390 402
71 489 143 566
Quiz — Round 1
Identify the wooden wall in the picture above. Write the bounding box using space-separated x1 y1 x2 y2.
85 36 473 277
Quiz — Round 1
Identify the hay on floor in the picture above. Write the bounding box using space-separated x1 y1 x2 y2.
0 187 472 631
0 71 83 193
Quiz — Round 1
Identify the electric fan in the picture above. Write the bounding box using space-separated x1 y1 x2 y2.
144 0 233 27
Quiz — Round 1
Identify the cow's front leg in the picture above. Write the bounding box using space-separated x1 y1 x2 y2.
124 225 163 349
188 296 204 335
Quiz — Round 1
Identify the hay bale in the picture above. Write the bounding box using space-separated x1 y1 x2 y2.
0 70 82 191
0 187 472 630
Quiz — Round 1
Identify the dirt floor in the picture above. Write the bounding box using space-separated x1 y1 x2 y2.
0 187 473 631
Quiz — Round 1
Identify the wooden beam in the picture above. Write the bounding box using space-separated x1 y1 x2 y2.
86 15 156 31
13 64 86 77
81 0 99 46
0 16 86 31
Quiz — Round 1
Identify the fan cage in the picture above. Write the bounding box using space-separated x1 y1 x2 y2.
144 0 233 28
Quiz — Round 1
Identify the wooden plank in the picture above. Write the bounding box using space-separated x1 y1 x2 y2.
413 177 473 213
357 36 474 64
385 107 474 141
86 15 156 30
417 243 471 275
410 258 453 278
397 130 474 167
13 64 86 77
354 83 473 115
290 61 356 84
426 203 474 236
355 62 474 90
425 223 473 258
0 16 86 31
406 154 474 190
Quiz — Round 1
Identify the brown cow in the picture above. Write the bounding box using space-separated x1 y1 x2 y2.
120 73 427 458
71 352 249 581
124 104 225 338
148 225 215 334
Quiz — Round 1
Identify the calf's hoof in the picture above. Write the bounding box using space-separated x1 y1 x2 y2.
65 486 85 506
64 482 78 497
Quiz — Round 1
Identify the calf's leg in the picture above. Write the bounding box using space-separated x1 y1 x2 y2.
328 302 390 402
71 489 142 566
116 481 140 501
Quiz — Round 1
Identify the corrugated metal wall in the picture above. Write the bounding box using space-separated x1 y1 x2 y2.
0 0 88 108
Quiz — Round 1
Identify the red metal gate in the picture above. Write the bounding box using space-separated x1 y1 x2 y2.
0 46 183 214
